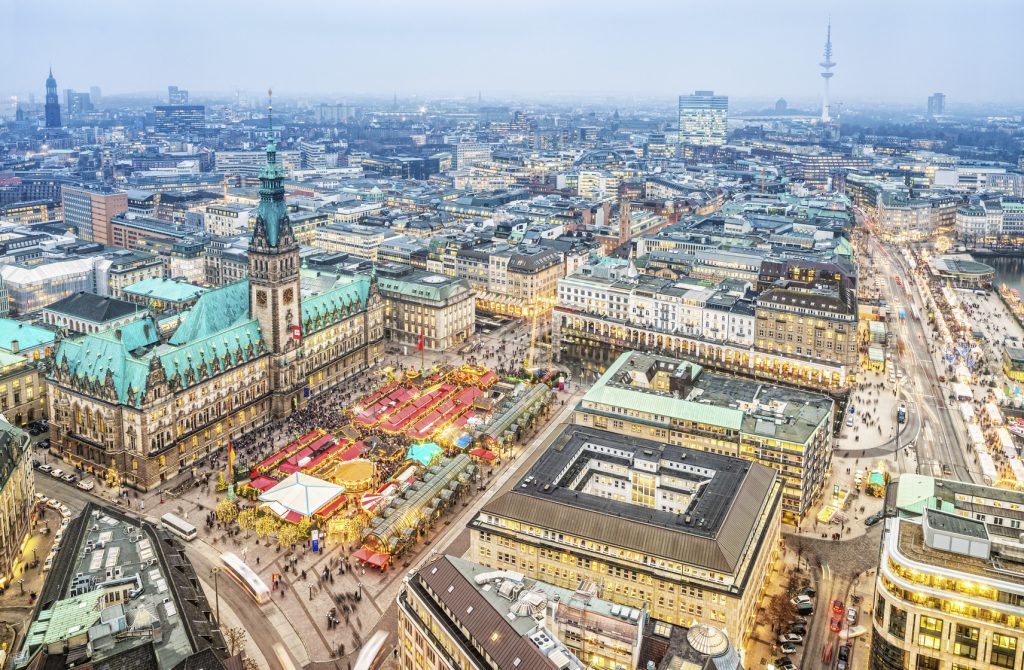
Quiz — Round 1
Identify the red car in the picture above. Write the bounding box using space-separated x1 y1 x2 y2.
830 614 843 632
832 599 845 615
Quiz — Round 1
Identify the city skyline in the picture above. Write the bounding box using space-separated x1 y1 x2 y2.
5 0 1023 105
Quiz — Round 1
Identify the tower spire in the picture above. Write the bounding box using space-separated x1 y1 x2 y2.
267 88 274 147
819 19 836 123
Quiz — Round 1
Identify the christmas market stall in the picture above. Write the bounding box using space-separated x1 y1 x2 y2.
358 453 475 566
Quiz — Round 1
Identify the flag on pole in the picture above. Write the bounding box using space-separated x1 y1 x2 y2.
417 329 424 351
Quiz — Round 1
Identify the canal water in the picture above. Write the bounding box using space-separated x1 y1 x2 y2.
986 256 1024 293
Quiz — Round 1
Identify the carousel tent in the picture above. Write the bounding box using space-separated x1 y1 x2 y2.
258 472 346 520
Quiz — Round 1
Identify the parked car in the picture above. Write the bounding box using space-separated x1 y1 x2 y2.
774 657 796 670
830 614 843 632
788 623 807 636
36 463 52 474
865 512 884 527
49 468 64 479
800 586 817 598
58 504 72 518
38 438 50 450
832 599 845 615
780 642 797 655
791 595 813 606
777 633 803 644
60 472 77 484
846 607 858 625
77 479 95 491
837 644 851 670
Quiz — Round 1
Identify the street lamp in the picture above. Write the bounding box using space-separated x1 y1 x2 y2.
211 567 220 624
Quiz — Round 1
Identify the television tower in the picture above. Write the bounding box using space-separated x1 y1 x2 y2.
819 21 836 123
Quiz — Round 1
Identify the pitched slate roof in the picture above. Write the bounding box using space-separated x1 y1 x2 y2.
44 292 144 324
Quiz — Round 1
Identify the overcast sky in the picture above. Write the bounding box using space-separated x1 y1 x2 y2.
4 0 1022 106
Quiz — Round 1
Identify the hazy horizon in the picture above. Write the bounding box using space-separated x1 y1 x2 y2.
4 0 1023 106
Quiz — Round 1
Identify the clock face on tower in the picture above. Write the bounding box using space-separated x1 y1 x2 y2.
256 290 268 307
283 288 294 304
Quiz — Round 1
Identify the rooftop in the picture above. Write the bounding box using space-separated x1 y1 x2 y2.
20 502 226 669
44 292 146 324
480 425 780 574
581 351 832 445
122 278 208 303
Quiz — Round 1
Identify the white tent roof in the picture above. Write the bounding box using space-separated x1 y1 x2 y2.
258 472 344 517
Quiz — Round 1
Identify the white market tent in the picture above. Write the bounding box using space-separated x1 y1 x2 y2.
953 383 974 401
258 472 345 520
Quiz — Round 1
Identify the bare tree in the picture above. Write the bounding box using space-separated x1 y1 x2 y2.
223 626 248 657
765 592 798 636
242 658 260 670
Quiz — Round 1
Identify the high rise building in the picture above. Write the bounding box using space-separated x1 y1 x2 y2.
928 92 946 117
678 90 728 146
44 68 61 128
153 105 205 136
60 184 128 244
819 21 836 122
64 89 92 119
89 85 102 104
870 475 1024 670
168 85 189 104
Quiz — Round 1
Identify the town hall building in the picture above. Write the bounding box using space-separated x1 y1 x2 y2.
46 101 384 489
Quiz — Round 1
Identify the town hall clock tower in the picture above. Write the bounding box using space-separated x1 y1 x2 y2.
249 91 304 417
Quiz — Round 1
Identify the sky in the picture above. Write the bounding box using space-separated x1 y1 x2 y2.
3 0 1022 106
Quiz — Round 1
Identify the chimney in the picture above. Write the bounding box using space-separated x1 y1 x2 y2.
10 340 18 354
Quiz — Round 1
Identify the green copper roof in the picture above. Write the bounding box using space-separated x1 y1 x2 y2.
53 322 156 406
53 283 266 407
301 276 370 335
169 281 249 345
0 318 55 352
255 97 288 248
123 277 207 303
583 354 744 431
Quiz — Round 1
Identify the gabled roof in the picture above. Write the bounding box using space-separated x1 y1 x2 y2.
54 321 157 405
301 276 370 335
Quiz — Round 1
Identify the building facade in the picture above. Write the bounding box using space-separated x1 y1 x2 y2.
871 475 1024 670
678 91 728 146
0 417 33 590
60 185 128 245
375 265 475 352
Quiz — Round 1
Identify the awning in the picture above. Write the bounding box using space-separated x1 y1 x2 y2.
367 553 390 568
313 495 349 518
249 476 279 492
352 547 374 563
455 434 473 449
468 448 497 461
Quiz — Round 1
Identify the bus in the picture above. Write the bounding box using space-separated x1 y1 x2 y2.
353 631 389 670
160 513 197 542
220 552 271 605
